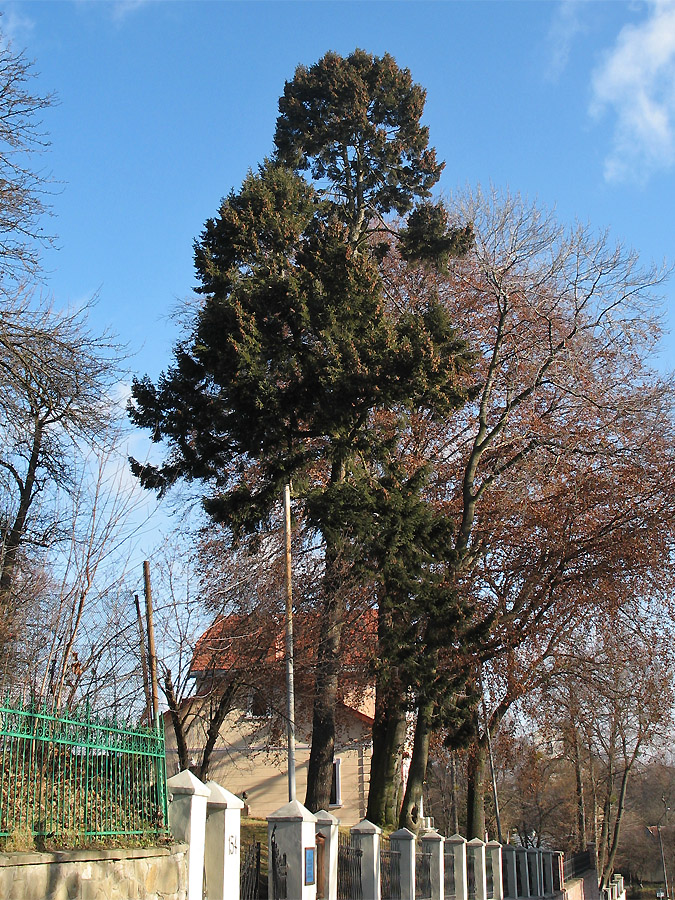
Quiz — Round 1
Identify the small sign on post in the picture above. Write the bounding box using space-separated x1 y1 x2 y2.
305 847 316 885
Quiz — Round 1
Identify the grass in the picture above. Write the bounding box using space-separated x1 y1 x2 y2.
241 816 269 897
0 829 172 853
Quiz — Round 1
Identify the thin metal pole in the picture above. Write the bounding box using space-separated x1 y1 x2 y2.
283 484 296 801
659 825 669 900
480 668 503 843
143 561 160 731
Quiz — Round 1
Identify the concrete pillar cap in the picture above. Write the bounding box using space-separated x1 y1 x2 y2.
315 809 340 825
167 770 210 797
390 827 416 842
205 780 245 810
268 799 317 823
351 818 382 835
420 830 444 842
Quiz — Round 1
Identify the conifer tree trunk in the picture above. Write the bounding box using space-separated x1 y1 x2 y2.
367 679 407 827
305 458 347 813
305 583 345 811
399 697 434 831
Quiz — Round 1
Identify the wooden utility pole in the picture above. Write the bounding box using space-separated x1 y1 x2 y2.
284 484 297 801
143 561 160 730
134 593 152 726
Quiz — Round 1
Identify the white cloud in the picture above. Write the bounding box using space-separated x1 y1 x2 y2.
1 4 35 46
591 0 675 183
547 0 586 81
110 0 150 24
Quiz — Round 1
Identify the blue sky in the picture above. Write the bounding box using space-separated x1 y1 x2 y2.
6 0 675 387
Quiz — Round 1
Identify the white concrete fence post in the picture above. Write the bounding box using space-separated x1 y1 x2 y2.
167 770 209 900
525 850 534 897
204 780 244 900
390 827 416 900
487 841 503 900
553 852 564 893
446 834 468 900
502 845 517 899
536 847 546 897
612 873 626 900
351 819 382 900
541 851 554 897
421 830 445 900
515 847 530 899
467 839 487 900
530 850 543 899
268 799 318 900
315 809 339 900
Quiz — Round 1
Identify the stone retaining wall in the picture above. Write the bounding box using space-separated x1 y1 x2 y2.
0 842 188 900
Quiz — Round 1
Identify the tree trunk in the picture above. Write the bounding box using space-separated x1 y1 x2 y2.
399 696 434 831
589 753 600 873
572 725 587 851
450 751 460 834
367 679 406 827
305 589 345 811
305 458 348 813
0 418 43 605
163 669 190 773
597 776 613 882
199 678 240 781
600 765 630 890
466 739 487 839
367 600 407 827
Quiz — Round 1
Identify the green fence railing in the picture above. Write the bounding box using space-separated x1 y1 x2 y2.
0 696 169 845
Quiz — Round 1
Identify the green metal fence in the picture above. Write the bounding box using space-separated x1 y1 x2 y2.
0 696 169 844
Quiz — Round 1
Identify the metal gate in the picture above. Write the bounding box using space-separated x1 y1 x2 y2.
486 848 494 900
416 847 432 900
270 828 288 900
380 836 401 900
338 831 363 900
444 844 456 900
240 840 261 900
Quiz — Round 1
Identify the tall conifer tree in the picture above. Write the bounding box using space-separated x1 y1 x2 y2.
129 50 473 811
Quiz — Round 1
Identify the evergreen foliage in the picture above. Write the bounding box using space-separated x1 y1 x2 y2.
274 49 445 246
129 49 475 813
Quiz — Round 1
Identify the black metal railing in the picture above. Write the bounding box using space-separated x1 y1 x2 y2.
270 830 288 900
468 850 476 900
380 835 402 900
486 848 494 900
416 847 432 900
444 845 457 900
338 831 363 900
240 840 261 900
563 850 592 880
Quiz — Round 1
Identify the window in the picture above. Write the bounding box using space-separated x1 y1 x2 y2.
329 757 342 807
245 689 268 718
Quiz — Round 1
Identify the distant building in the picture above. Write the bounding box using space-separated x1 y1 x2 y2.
164 609 376 823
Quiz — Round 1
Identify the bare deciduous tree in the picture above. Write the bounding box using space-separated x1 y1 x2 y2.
0 25 56 289
0 297 122 644
376 187 675 831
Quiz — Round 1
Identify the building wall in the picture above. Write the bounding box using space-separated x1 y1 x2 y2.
165 702 372 825
0 843 188 900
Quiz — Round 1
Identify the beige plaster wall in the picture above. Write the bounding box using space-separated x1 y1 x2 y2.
165 700 372 824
